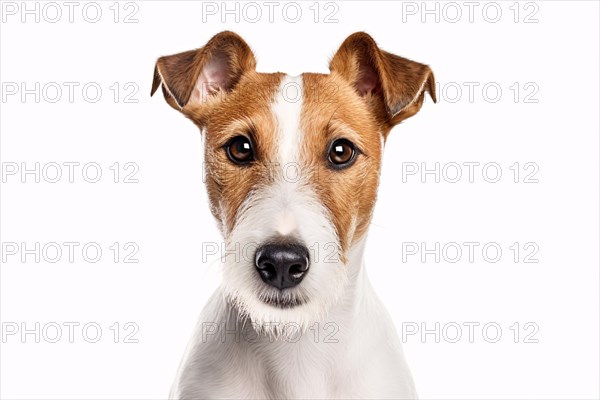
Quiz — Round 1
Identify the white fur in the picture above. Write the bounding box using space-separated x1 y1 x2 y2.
274 75 303 164
169 75 417 399
272 76 305 237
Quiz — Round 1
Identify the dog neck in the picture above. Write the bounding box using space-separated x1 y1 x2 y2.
213 236 402 398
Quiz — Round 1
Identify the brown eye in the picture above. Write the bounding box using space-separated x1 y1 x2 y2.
226 136 254 165
328 139 356 168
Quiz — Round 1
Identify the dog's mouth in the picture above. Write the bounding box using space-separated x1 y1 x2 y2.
258 291 307 308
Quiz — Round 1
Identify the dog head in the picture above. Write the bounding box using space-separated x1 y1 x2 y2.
152 31 435 331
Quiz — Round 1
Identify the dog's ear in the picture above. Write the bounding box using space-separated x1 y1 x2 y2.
329 32 436 129
151 31 256 111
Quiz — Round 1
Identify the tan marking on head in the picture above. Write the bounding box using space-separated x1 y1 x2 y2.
300 73 383 259
192 72 285 235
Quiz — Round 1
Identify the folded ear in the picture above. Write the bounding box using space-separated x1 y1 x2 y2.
151 31 256 111
329 32 436 129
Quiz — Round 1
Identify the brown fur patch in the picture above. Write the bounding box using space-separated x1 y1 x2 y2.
300 73 383 258
187 72 285 235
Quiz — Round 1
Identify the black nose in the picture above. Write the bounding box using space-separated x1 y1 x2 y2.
255 243 310 289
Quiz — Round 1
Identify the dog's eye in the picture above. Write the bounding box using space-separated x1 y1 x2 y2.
226 136 254 165
328 139 356 168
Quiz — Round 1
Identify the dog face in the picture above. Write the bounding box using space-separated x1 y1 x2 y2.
152 31 435 331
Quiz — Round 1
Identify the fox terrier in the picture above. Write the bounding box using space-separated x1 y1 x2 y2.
152 31 436 399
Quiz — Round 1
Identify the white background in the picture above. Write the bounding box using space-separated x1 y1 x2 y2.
1 1 599 398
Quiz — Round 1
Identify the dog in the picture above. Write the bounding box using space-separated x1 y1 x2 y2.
152 31 435 399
